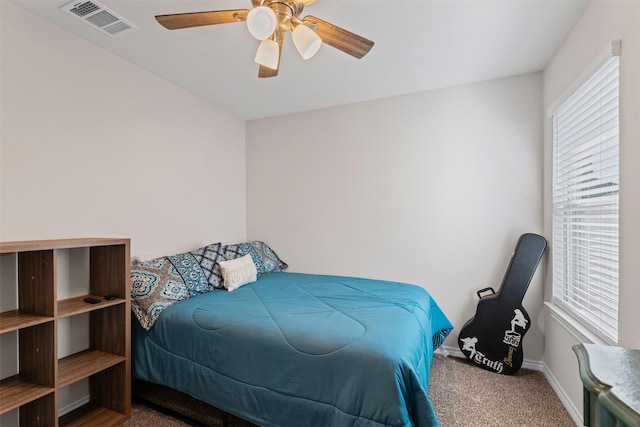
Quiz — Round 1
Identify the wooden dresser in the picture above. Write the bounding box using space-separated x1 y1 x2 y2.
573 343 640 427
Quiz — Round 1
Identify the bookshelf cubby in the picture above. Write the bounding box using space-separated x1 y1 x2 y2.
0 238 131 426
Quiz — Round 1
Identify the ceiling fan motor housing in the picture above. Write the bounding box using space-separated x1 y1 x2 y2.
261 0 306 33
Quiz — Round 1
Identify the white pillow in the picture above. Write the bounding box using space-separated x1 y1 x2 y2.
218 254 257 291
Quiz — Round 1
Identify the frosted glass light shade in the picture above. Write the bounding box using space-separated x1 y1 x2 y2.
292 24 322 59
247 6 277 40
254 39 280 70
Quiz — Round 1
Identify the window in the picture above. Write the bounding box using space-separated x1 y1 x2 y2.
551 54 619 344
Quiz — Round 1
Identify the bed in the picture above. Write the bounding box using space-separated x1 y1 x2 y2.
132 270 452 427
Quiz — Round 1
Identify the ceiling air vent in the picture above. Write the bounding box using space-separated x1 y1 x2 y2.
60 0 138 38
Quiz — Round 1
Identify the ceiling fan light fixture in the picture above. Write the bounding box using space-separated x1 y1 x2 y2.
246 6 277 40
255 39 280 70
292 24 322 60
155 3 375 78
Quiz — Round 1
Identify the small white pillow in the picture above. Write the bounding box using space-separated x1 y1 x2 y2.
218 254 257 292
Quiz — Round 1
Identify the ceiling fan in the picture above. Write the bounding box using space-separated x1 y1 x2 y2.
155 0 374 78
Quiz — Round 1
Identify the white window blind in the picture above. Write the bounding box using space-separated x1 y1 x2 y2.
552 55 619 344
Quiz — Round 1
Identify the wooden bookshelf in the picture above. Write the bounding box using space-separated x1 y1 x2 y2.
0 375 54 414
0 238 131 426
0 310 53 333
58 349 126 389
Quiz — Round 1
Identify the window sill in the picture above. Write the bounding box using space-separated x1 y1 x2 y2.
544 302 613 346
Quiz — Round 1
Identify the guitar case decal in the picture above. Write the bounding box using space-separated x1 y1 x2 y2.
458 233 547 375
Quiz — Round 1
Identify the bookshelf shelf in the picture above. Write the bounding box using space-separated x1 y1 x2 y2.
0 238 131 426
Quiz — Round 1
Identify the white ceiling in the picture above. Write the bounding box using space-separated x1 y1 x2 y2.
11 0 589 120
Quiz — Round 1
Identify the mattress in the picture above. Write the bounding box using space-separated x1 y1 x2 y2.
132 272 453 427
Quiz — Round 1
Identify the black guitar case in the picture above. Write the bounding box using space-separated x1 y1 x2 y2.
458 233 547 375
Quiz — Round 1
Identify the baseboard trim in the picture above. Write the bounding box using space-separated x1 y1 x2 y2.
541 362 582 426
58 395 90 417
439 345 543 371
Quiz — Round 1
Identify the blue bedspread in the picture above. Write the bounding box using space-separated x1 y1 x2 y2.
132 272 453 427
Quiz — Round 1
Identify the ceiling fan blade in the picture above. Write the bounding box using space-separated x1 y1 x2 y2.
156 10 249 30
302 16 374 59
258 64 278 78
300 0 317 4
258 31 284 78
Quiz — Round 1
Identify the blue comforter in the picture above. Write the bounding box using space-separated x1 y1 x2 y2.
132 272 453 427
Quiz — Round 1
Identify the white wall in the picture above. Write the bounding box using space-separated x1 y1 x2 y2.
542 0 640 423
0 2 247 257
246 73 545 359
0 3 247 422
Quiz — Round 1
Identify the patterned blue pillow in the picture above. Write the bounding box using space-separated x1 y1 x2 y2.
222 243 244 261
166 252 209 297
131 257 189 330
224 241 287 276
190 243 225 290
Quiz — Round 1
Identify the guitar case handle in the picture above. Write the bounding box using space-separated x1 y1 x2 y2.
476 287 496 299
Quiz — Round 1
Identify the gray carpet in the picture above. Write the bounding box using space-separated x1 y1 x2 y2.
427 354 575 426
124 354 576 427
